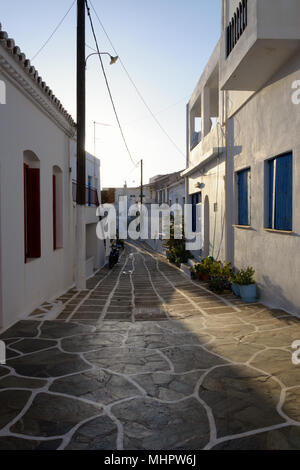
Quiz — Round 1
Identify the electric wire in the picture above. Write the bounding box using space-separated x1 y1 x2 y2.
31 0 76 61
89 0 185 160
85 0 137 167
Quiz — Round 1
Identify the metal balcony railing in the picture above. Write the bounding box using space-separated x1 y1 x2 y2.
72 180 100 207
226 0 248 58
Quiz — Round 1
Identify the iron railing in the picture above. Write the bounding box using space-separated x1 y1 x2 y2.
226 0 248 58
72 180 100 207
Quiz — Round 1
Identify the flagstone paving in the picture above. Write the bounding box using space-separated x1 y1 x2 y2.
1 242 300 450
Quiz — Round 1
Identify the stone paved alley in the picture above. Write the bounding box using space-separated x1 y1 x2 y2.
1 242 300 450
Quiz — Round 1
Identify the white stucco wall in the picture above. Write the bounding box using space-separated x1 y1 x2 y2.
227 49 300 313
0 70 75 329
71 144 101 196
168 181 185 207
187 157 226 261
72 146 105 273
185 0 300 314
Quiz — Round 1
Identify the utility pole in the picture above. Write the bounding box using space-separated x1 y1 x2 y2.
93 121 96 158
75 0 86 290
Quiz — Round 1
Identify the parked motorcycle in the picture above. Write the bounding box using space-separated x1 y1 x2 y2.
109 242 120 269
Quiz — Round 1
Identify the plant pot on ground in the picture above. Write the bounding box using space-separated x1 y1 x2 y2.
190 267 196 280
209 262 233 294
231 282 240 297
194 257 216 282
234 267 257 303
164 215 193 266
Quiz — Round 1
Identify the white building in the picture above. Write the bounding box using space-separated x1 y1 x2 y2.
72 145 106 279
184 0 300 313
0 27 105 329
149 171 185 208
102 185 153 232
146 171 185 253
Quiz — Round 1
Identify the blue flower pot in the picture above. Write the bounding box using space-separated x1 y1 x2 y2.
239 284 257 303
231 283 240 297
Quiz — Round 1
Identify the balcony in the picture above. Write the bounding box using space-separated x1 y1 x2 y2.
72 180 100 207
183 125 225 178
220 0 300 91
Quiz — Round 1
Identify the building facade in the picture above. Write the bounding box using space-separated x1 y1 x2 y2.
184 0 300 313
72 146 106 279
0 27 105 329
146 171 185 253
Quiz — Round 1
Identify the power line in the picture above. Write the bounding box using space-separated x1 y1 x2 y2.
124 95 189 128
85 0 137 167
31 1 76 61
89 0 186 159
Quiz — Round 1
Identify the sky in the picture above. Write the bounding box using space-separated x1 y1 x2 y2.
0 0 221 187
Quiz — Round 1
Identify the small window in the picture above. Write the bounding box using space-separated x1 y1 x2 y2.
267 152 293 231
237 168 251 226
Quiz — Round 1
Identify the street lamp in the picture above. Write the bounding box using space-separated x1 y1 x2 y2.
85 52 119 68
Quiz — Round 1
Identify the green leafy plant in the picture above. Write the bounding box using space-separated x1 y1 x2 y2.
209 262 233 293
234 267 255 286
164 216 193 265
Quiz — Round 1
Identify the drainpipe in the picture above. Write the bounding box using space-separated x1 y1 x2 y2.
224 90 230 263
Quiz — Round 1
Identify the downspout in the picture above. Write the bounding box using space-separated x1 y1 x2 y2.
185 102 190 204
224 90 229 262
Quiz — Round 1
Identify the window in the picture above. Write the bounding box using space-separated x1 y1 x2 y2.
191 192 202 232
237 168 251 226
267 152 293 231
23 151 41 262
53 166 63 250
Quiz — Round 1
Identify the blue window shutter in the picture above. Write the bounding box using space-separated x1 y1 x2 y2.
274 153 292 231
238 169 249 225
192 197 196 232
192 193 201 232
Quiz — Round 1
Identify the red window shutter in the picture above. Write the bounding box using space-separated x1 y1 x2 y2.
53 174 57 250
26 168 41 259
24 164 29 262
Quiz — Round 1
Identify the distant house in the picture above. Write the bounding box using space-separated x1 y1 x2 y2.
183 0 300 313
71 144 106 279
149 171 185 208
146 171 185 253
0 26 105 329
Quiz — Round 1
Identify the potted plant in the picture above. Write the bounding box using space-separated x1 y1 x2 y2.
230 272 240 297
209 262 233 294
190 266 197 280
164 215 193 266
199 257 216 281
234 267 257 303
193 263 206 281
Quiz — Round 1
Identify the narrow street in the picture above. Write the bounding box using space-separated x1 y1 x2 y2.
1 242 300 450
